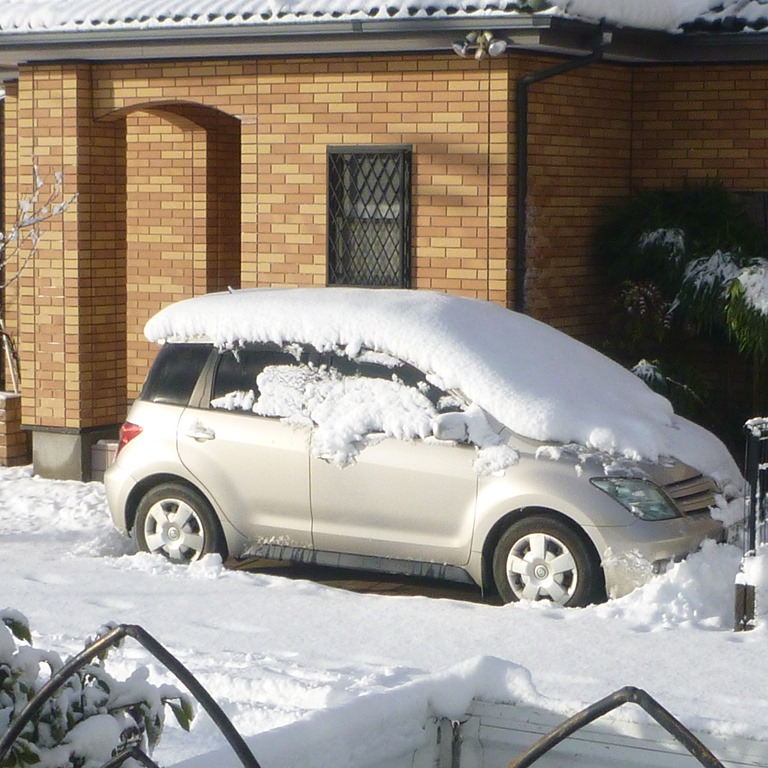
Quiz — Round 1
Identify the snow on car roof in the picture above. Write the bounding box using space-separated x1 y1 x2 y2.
144 287 741 488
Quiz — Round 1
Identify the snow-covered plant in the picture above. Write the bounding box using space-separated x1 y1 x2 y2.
631 359 704 414
637 227 686 265
677 249 747 333
597 180 768 424
0 609 194 768
726 261 768 363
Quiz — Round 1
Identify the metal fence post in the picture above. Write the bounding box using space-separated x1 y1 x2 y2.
737 418 768 631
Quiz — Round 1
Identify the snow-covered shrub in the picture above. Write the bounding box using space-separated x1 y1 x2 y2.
726 261 768 363
0 609 194 768
596 180 768 432
631 359 704 415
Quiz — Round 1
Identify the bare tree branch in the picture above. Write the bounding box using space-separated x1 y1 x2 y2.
0 158 78 391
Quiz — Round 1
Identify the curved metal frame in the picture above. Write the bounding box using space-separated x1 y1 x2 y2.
507 685 725 768
0 623 261 768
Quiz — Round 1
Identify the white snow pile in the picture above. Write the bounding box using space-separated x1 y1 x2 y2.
218 362 437 467
145 287 741 491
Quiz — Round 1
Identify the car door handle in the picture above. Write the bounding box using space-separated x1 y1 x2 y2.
185 423 216 442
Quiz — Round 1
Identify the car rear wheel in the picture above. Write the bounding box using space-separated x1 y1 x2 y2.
135 483 226 563
492 515 601 607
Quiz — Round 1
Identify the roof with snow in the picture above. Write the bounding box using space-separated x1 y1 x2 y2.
0 0 766 34
0 0 762 80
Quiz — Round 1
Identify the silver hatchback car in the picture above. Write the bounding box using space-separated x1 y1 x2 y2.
105 288 729 607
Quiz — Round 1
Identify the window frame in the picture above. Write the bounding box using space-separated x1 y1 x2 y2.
326 145 412 289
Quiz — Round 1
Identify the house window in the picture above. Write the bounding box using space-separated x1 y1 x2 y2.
327 146 412 288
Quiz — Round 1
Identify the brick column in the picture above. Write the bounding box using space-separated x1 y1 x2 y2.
0 393 29 466
8 63 127 479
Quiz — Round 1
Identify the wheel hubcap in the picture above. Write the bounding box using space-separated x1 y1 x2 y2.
165 525 181 542
143 499 206 562
533 563 549 580
506 531 578 605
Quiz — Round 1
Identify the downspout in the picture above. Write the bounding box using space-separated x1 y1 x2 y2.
514 43 607 313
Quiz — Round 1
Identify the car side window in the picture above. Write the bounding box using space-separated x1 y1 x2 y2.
210 346 306 415
331 354 462 413
141 343 213 406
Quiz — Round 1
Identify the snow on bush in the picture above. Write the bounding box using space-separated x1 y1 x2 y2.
638 227 686 260
0 610 194 768
681 249 743 303
737 261 768 315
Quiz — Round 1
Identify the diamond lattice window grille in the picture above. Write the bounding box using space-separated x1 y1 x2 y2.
327 146 412 288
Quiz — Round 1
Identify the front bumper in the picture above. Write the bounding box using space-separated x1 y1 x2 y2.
598 514 724 599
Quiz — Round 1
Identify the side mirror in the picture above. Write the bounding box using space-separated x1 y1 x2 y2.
432 412 469 442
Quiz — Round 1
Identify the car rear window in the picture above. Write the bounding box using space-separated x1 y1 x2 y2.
140 343 212 405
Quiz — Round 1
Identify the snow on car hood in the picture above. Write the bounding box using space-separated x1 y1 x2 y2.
144 287 742 492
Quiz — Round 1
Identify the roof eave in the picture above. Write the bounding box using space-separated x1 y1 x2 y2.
0 14 765 81
579 23 768 64
0 15 557 79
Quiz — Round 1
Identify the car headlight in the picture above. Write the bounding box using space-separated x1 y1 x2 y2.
590 477 680 521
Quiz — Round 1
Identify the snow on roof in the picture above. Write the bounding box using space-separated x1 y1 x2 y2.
143 287 741 490
557 0 768 33
0 0 543 32
0 0 766 33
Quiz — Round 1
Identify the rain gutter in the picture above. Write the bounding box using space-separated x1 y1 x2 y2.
0 16 553 78
513 41 606 313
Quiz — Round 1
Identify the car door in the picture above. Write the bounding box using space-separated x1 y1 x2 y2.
176 345 312 548
309 355 478 566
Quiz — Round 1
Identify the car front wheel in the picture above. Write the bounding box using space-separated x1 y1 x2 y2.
492 515 601 607
135 483 226 563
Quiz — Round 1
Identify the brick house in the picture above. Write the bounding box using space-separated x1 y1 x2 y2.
0 0 766 479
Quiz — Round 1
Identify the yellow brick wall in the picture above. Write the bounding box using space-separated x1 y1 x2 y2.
0 393 29 465
121 105 243 393
125 112 204 390
0 53 637 431
4 64 129 429
521 58 633 340
3 81 19 393
92 55 511 309
633 65 768 190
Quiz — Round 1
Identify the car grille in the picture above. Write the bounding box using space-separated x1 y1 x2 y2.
663 474 718 515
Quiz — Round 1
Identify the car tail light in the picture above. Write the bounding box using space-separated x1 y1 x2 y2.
116 421 143 455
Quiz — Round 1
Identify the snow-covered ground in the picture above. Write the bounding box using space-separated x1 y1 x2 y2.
2 464 767 767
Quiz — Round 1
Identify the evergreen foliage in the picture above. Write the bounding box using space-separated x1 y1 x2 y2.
596 180 768 422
